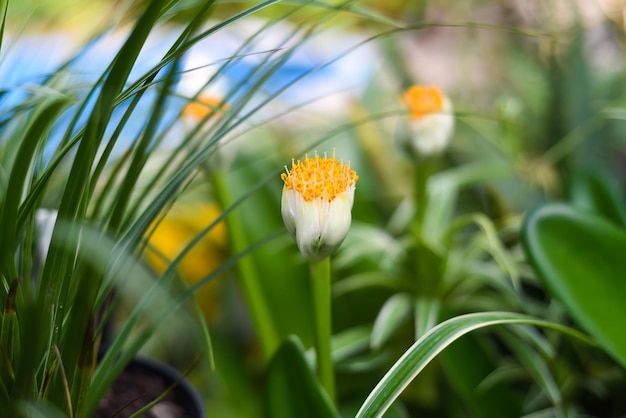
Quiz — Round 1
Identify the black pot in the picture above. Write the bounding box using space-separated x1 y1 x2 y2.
94 355 205 418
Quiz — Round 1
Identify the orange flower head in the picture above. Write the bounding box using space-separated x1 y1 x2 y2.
400 85 445 120
280 153 358 261
397 84 454 158
183 95 228 121
281 154 358 203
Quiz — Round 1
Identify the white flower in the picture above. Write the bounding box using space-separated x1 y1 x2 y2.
281 153 358 261
398 85 455 158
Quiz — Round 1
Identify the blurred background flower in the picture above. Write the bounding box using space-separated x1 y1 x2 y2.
144 201 228 322
398 84 455 158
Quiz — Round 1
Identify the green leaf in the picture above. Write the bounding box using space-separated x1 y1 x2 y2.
424 160 514 244
499 329 564 417
447 212 520 287
306 325 371 365
264 336 339 418
16 401 69 418
414 297 439 339
356 311 592 418
0 94 70 278
0 0 7 54
371 293 411 350
522 203 626 368
441 333 522 418
569 169 626 229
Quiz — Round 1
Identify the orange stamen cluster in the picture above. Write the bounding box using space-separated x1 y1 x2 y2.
281 154 358 202
400 85 445 119
183 95 228 121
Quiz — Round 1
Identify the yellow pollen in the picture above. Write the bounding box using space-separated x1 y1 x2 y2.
400 85 445 120
281 154 358 202
183 94 228 121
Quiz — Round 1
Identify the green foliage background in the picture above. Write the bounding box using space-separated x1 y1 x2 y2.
2 0 626 417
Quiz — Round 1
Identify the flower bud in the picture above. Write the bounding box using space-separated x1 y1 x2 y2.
398 85 454 158
281 153 358 261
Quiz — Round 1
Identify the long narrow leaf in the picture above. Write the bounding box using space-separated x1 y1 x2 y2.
0 0 7 54
356 311 594 418
0 94 70 280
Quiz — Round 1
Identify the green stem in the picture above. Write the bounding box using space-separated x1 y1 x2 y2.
411 159 443 296
309 256 335 404
412 160 434 238
212 170 280 361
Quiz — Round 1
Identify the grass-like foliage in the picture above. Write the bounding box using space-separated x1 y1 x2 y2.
0 0 351 415
2 1 626 417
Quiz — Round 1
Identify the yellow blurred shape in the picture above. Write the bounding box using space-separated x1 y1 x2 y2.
517 157 560 195
183 95 228 122
145 202 228 322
